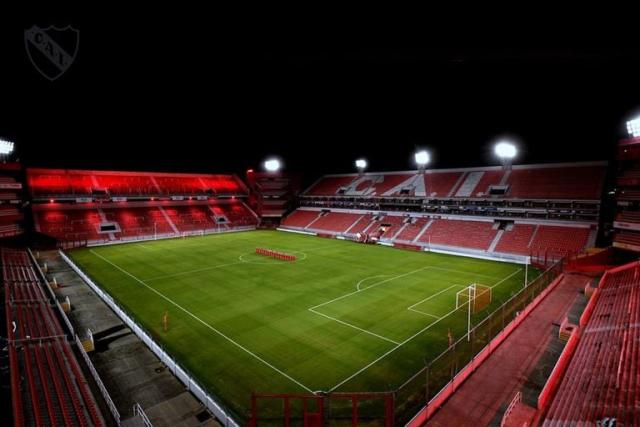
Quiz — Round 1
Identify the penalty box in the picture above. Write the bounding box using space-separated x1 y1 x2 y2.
311 269 472 343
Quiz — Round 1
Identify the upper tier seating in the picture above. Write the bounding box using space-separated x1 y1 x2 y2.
3 249 104 426
27 168 247 199
506 165 605 199
304 162 606 200
305 176 356 196
424 172 464 197
543 262 640 425
417 219 497 250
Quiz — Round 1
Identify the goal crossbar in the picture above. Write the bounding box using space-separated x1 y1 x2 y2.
456 283 492 314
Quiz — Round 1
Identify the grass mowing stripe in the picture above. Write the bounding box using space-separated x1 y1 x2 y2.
87 249 314 393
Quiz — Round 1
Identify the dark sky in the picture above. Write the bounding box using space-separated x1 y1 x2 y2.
1 15 639 185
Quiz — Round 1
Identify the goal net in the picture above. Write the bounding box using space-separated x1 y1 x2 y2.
456 284 492 314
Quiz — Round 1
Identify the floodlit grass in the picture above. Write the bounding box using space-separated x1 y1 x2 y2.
69 230 535 421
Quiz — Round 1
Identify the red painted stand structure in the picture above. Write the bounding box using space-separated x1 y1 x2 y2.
248 392 394 427
255 247 296 261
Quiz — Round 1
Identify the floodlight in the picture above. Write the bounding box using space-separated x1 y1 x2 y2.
414 150 430 166
627 117 640 138
355 159 367 170
0 139 14 155
264 159 281 172
494 141 517 159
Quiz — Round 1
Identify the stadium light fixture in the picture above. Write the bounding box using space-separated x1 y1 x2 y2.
494 141 517 159
264 158 281 172
627 116 640 138
355 159 367 170
414 150 430 167
0 138 14 155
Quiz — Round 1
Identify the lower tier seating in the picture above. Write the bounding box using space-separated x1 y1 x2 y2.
417 219 497 250
33 201 258 244
3 248 104 426
280 209 594 257
543 262 640 425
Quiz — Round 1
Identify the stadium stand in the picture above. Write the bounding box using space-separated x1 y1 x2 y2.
308 211 363 233
377 215 407 239
280 207 595 259
27 168 259 246
27 168 248 200
394 217 430 242
33 200 258 245
245 170 300 220
493 224 536 255
280 209 320 229
542 261 640 425
0 162 24 237
3 248 105 426
614 136 640 251
303 162 605 200
529 225 590 255
417 219 497 250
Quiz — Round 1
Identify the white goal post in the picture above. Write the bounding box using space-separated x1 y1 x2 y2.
456 283 492 342
455 283 492 311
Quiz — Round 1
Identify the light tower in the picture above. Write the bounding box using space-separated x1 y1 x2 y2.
263 158 281 173
627 116 640 138
494 140 517 171
355 158 367 176
0 138 15 162
414 150 430 173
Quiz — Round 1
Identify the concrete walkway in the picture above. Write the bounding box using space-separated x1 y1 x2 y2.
426 273 590 427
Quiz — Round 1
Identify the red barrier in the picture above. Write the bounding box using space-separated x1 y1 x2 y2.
537 329 580 409
408 273 565 426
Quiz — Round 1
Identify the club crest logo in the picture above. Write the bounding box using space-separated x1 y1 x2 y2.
25 25 79 81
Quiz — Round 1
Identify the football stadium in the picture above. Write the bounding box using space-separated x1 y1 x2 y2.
2 42 640 427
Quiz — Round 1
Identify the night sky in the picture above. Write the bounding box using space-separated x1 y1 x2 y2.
1 15 639 186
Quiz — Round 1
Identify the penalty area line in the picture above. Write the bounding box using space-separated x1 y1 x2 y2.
88 249 314 393
329 267 524 391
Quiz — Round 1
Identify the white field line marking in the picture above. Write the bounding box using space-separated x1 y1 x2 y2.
356 275 391 291
428 266 502 280
407 284 464 310
407 284 466 318
144 261 244 282
308 308 400 345
408 310 440 319
329 267 523 391
88 249 313 393
310 266 433 311
489 268 522 289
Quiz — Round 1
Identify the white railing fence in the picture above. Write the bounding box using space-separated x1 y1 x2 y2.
60 250 239 427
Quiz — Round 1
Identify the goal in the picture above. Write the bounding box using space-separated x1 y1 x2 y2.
456 284 492 314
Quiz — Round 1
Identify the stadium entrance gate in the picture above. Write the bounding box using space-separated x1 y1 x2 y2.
248 391 394 427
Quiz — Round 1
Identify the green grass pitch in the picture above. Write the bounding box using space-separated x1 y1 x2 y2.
68 230 536 421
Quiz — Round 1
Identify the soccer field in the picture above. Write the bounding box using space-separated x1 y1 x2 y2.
68 230 534 422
